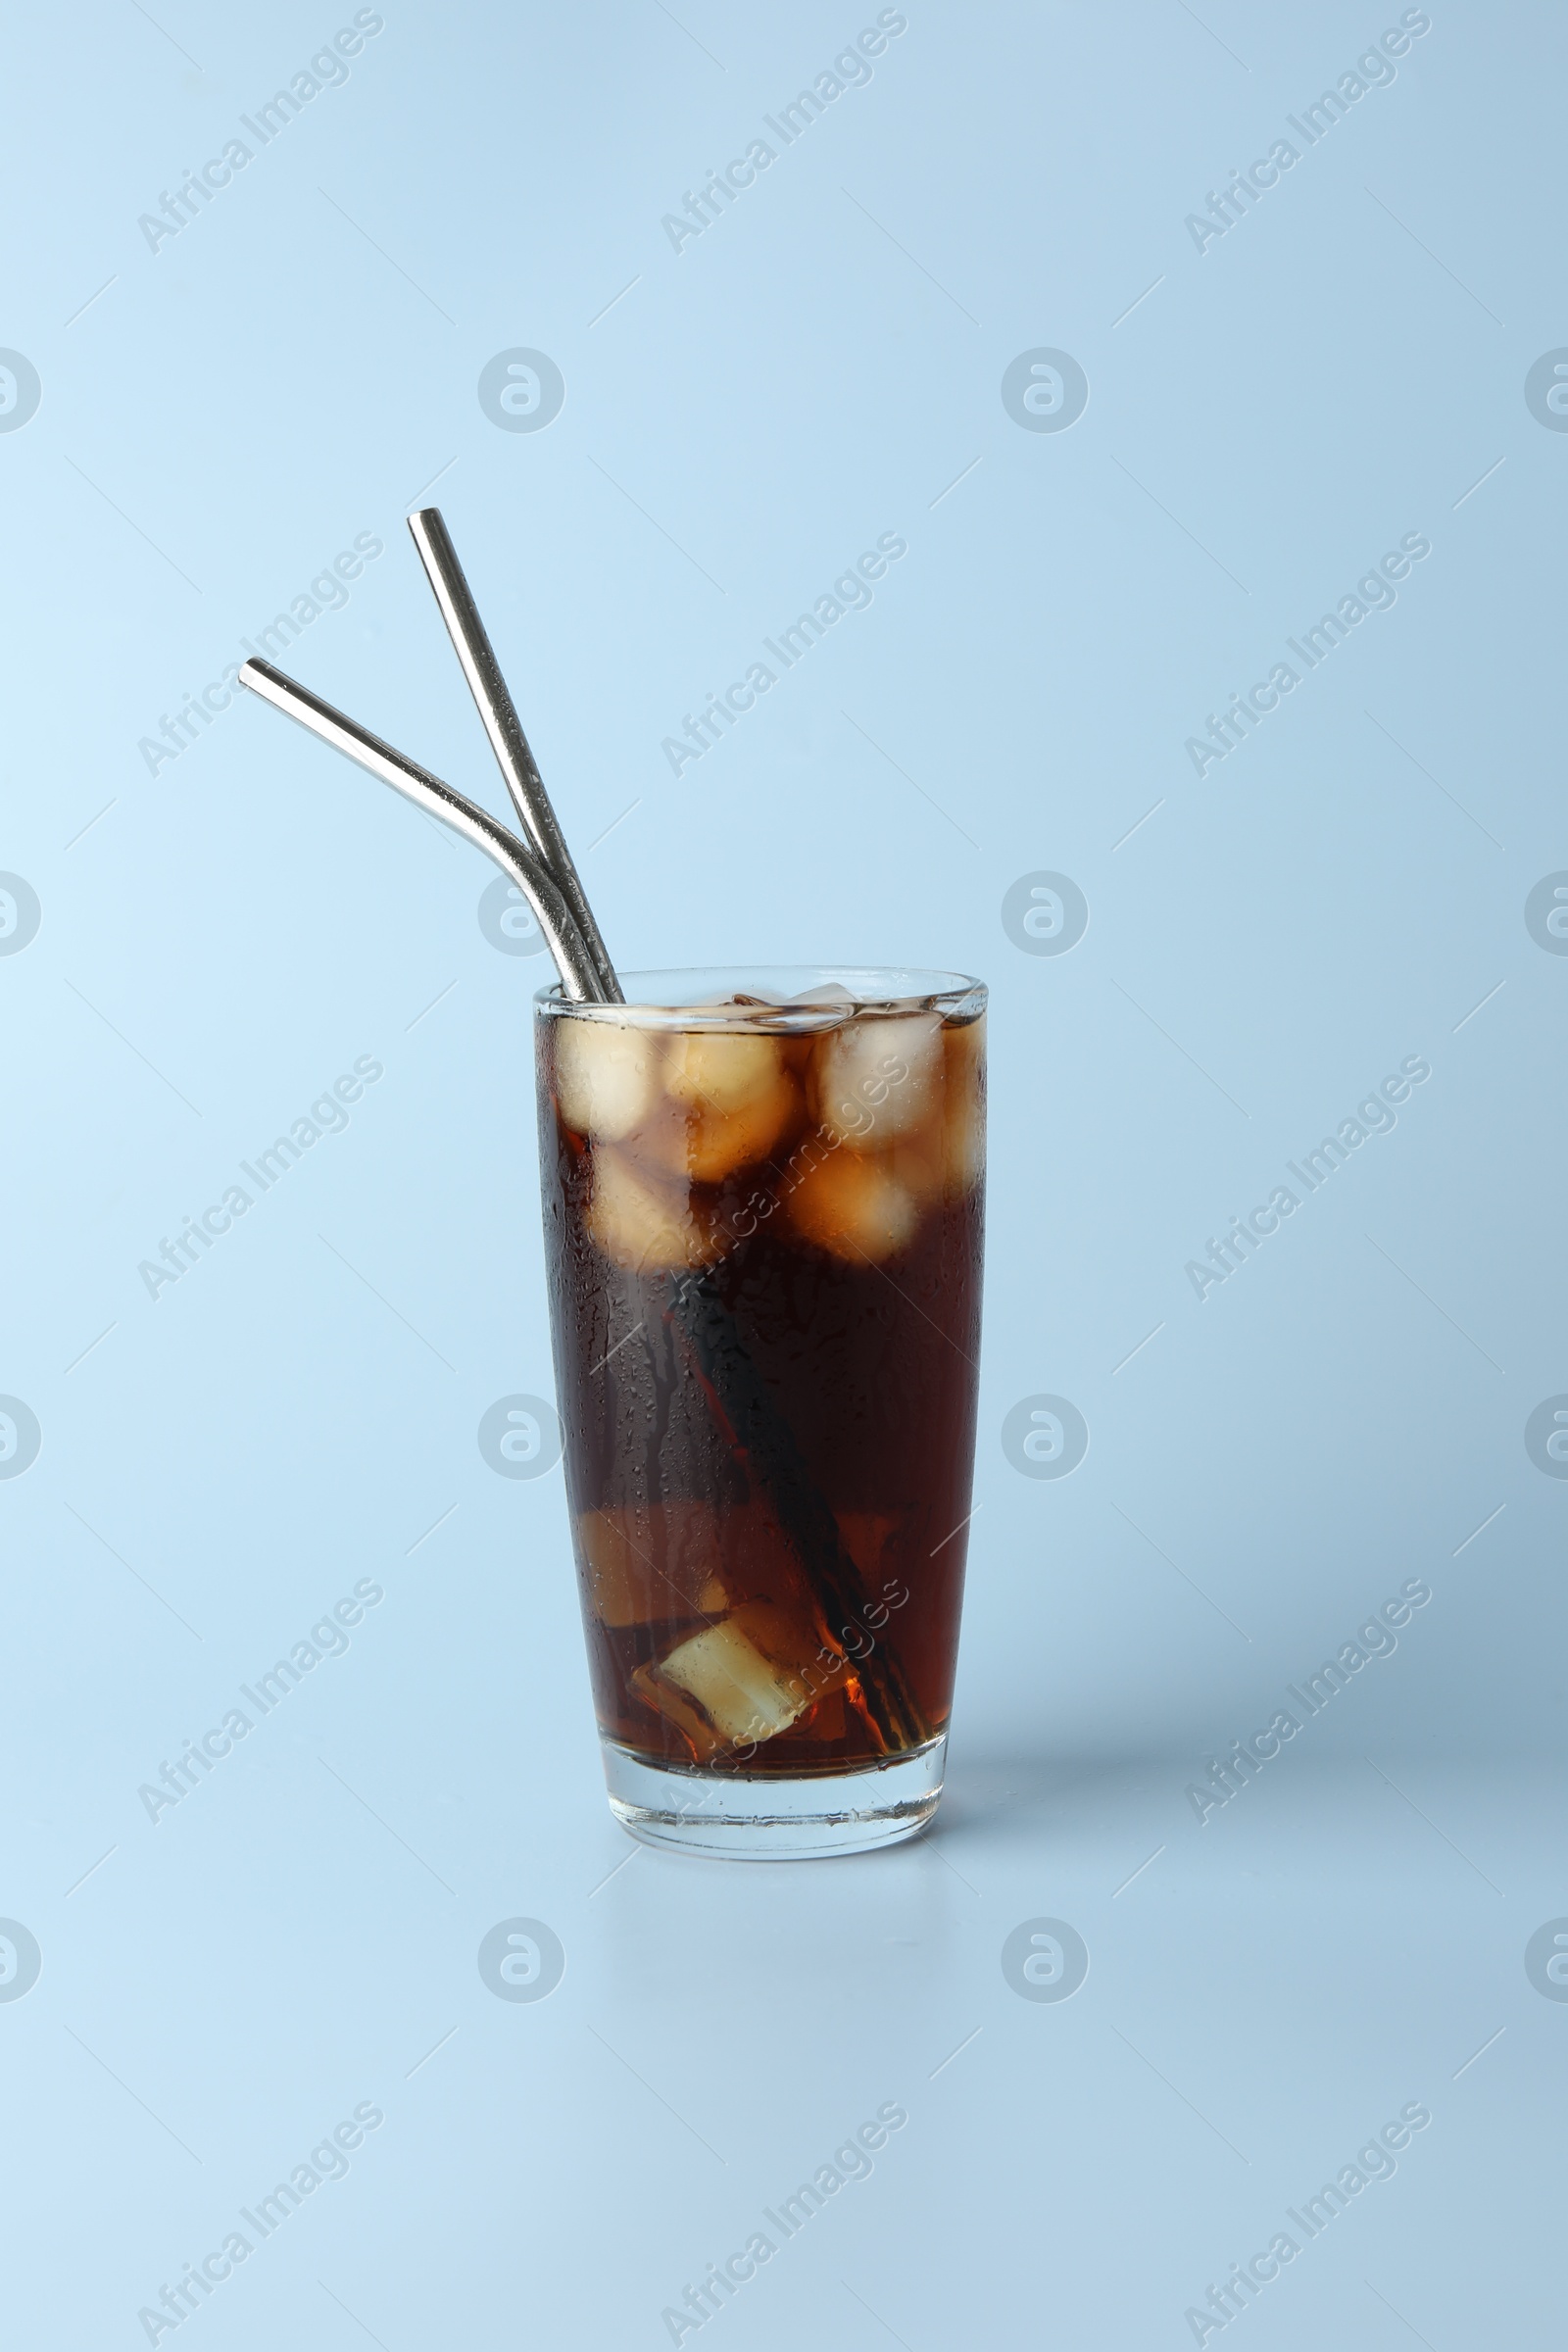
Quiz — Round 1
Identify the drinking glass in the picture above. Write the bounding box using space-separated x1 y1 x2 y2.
534 967 985 1857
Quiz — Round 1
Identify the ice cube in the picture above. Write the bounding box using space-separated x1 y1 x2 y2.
634 1067 801 1187
878 1129 944 1208
585 1148 721 1271
837 1511 901 1584
812 1011 944 1145
687 1075 801 1184
580 1497 811 1630
632 1601 828 1758
664 1030 782 1114
577 1504 727 1627
555 1019 662 1142
784 1149 919 1263
941 1014 986 1197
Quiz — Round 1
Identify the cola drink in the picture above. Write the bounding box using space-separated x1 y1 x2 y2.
535 968 985 1855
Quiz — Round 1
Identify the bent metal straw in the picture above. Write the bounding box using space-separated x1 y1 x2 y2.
237 654 608 1004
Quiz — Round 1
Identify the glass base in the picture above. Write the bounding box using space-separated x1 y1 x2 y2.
602 1735 947 1860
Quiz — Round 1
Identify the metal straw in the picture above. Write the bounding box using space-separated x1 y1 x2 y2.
237 657 607 1003
406 508 621 1002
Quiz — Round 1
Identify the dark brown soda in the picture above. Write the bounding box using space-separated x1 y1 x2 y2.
535 1000 984 1778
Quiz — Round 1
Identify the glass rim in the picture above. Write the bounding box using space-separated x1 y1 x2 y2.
535 964 987 1031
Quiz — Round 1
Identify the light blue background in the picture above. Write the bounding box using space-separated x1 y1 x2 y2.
2 2 1562 2344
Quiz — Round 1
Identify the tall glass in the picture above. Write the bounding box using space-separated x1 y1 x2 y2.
534 967 985 1857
